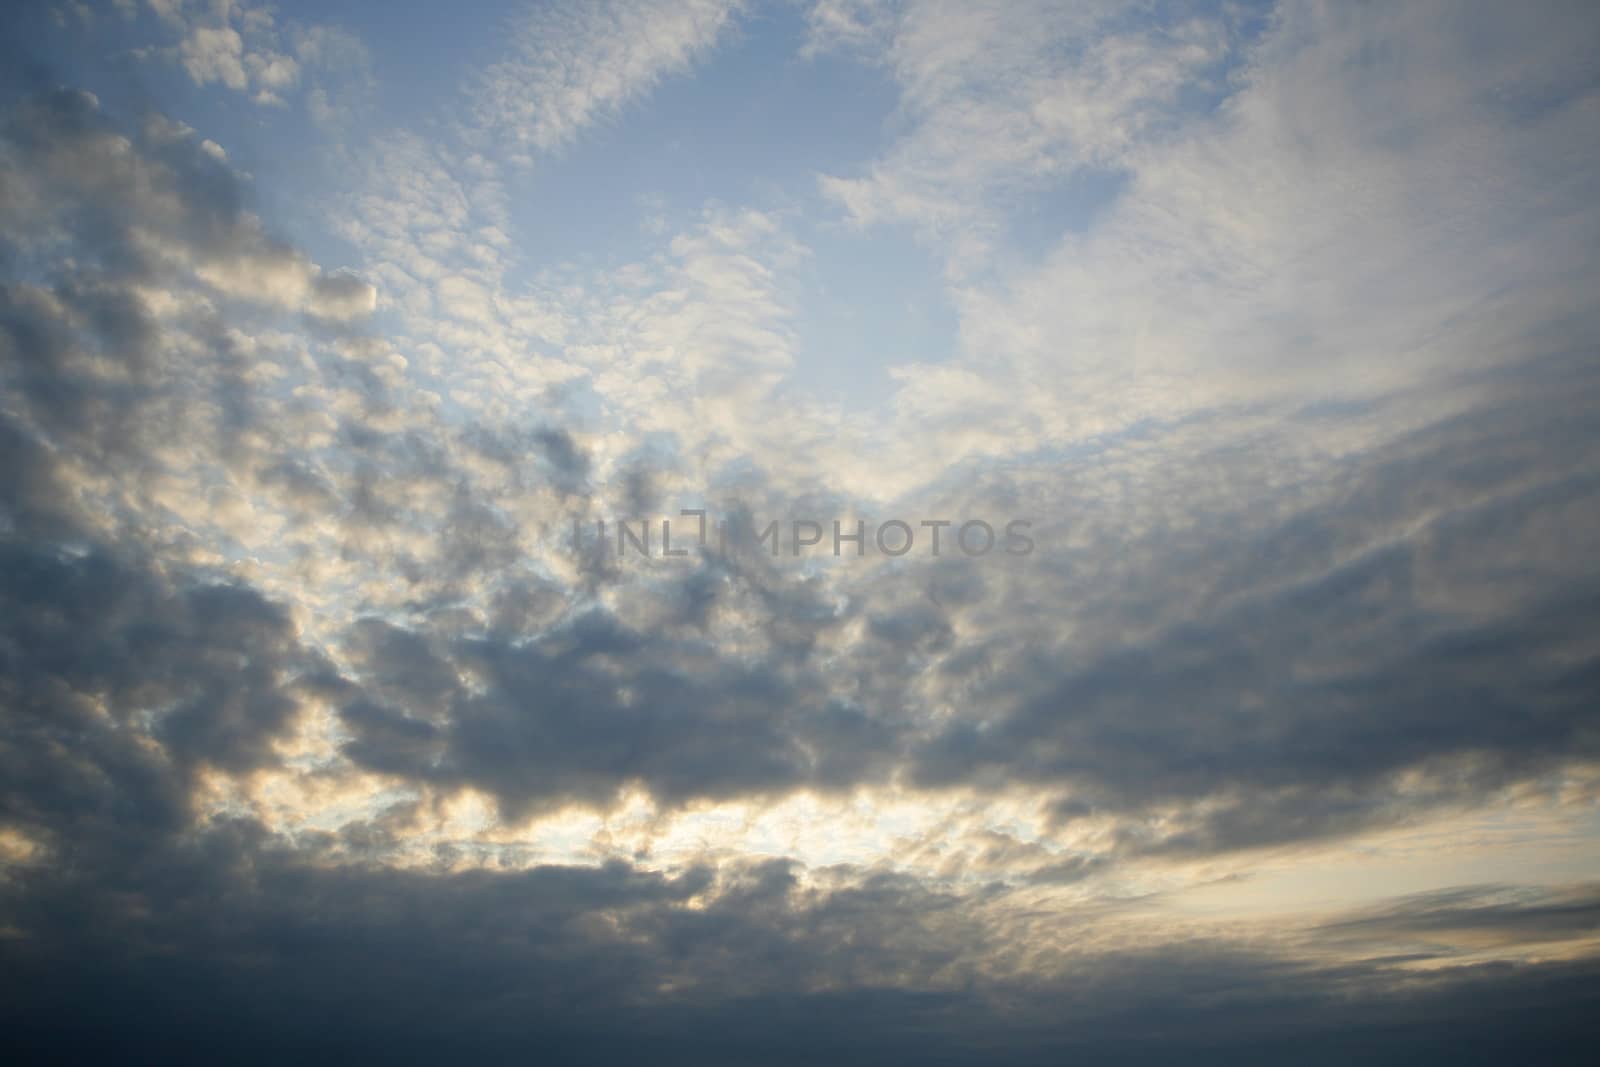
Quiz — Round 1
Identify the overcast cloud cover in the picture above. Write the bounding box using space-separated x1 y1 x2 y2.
2 0 1599 1062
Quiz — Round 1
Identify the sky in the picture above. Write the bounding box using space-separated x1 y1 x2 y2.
2 0 1599 1062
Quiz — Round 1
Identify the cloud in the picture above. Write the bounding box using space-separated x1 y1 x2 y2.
4 2 1600 1061
1313 883 1600 958
469 0 744 162
814 1 1224 251
1 90 376 323
6 8 1597 859
141 0 372 115
801 0 896 58
809 0 1600 490
3 807 1598 1064
18 78 1590 845
160 1 298 105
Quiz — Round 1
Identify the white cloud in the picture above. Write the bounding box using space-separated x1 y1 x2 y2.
177 25 251 91
801 0 1600 492
815 0 1222 262
469 0 744 162
169 7 297 104
801 0 895 58
146 0 368 113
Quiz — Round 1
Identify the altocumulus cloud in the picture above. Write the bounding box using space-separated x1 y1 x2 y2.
2 1 1600 1063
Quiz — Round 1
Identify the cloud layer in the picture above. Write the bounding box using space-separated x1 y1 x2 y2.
3 1 1599 1061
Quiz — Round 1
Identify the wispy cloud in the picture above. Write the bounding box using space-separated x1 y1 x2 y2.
470 0 743 163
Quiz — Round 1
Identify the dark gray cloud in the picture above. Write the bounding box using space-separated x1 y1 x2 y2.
904 356 1600 852
0 535 332 828
1313 883 1600 955
3 808 1598 1065
333 602 882 817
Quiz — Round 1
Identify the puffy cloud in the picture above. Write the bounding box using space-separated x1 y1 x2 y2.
1 90 376 323
142 0 371 114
